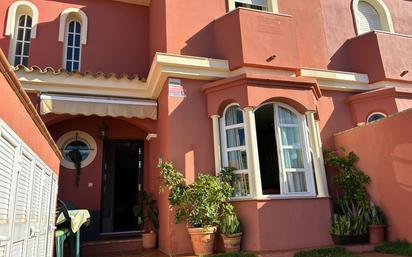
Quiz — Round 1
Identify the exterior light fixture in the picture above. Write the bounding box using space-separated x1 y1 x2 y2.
266 55 277 62
98 127 107 139
400 70 409 77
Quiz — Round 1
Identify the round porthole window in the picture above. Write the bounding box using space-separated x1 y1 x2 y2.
367 112 386 123
57 131 97 169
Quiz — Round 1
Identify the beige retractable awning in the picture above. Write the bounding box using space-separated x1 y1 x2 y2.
40 94 157 120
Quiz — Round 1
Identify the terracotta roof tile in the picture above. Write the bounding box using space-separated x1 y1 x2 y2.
13 65 146 82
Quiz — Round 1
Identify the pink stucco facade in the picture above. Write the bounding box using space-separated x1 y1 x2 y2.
1 0 412 255
334 109 412 243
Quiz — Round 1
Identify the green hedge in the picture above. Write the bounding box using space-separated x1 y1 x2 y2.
294 247 359 257
375 241 412 256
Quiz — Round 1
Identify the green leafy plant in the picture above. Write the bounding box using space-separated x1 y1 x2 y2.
158 161 233 229
368 202 386 226
325 148 373 236
324 148 371 210
220 204 241 235
133 191 159 232
331 214 351 236
213 252 256 257
294 247 359 257
375 241 412 256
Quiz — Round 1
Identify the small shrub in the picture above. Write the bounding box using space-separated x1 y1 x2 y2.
375 241 412 256
294 247 359 257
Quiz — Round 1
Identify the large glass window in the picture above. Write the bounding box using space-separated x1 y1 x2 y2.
221 105 251 198
255 104 314 196
65 20 82 72
14 15 32 66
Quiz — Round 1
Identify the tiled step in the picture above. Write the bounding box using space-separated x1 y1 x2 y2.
82 238 143 256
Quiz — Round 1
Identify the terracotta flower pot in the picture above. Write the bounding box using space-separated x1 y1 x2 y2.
187 226 217 256
222 232 242 252
142 232 157 249
369 225 386 244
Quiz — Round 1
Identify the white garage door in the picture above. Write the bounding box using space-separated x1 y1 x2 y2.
0 119 58 257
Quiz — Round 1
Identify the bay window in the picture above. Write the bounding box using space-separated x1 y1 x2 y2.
219 103 316 199
220 105 251 198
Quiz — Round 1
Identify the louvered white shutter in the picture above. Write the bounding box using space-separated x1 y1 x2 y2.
0 122 21 257
10 148 34 257
36 169 52 257
46 175 58 257
357 1 382 34
25 163 43 257
0 119 58 257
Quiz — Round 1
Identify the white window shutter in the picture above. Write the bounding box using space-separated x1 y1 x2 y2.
357 1 382 34
0 123 20 257
0 120 57 257
46 175 58 257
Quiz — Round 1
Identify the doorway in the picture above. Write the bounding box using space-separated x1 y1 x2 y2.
255 104 281 195
101 140 144 234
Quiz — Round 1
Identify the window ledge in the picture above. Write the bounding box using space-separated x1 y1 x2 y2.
229 195 330 202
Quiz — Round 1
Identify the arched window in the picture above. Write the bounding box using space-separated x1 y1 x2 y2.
65 20 82 72
367 112 386 123
254 103 315 195
59 8 88 72
352 0 394 35
220 104 251 198
5 1 39 66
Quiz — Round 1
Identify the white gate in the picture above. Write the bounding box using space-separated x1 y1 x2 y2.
0 119 58 257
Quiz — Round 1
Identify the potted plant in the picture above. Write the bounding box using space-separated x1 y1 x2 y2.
220 204 242 252
330 201 369 244
133 191 159 249
325 149 371 244
368 202 386 244
158 161 233 256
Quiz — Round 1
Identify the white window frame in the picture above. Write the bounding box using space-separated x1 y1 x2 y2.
56 130 97 170
227 0 278 13
270 103 316 197
5 1 39 66
58 8 88 71
219 103 316 200
367 112 386 123
352 0 394 35
220 104 252 199
64 20 82 72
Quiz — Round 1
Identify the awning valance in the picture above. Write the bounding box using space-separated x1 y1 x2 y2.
40 94 157 120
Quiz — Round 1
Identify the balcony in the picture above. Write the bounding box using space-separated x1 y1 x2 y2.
213 8 299 70
347 31 412 83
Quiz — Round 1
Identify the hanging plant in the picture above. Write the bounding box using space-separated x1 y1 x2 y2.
68 148 82 187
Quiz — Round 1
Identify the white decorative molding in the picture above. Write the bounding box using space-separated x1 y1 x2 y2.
5 1 39 38
58 8 88 45
146 133 157 141
352 0 395 35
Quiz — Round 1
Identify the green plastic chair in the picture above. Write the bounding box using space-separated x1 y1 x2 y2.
55 199 81 257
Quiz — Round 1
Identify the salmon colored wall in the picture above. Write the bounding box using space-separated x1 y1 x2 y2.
149 0 167 61
317 90 355 149
279 0 329 69
233 198 332 251
334 109 412 242
0 0 149 76
0 70 60 172
156 78 216 254
48 116 156 240
214 9 300 70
